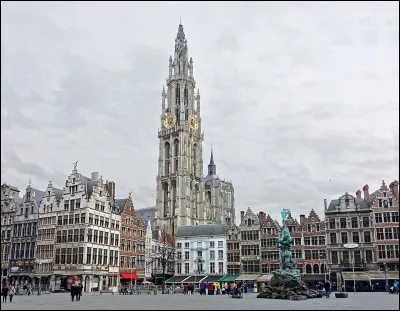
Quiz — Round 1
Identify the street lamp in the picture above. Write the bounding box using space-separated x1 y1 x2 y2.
37 262 42 295
344 243 359 293
378 262 389 292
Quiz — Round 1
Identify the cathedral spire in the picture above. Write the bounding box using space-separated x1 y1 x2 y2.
208 146 216 176
174 23 188 76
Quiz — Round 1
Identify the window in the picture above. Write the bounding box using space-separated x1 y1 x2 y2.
78 247 84 264
365 250 373 263
210 250 215 260
89 214 94 224
177 263 182 274
93 248 97 265
95 215 99 226
73 229 79 242
185 251 189 260
362 217 369 228
109 250 114 266
64 200 69 210
384 228 393 239
63 215 68 225
210 262 215 273
375 213 383 223
104 232 109 245
177 243 182 249
351 217 358 228
393 227 399 240
218 241 223 248
61 248 66 264
330 233 337 244
352 232 359 243
93 230 99 243
72 248 78 264
177 251 182 260
184 242 189 249
341 232 348 244
218 262 224 273
55 249 60 264
184 263 190 274
331 251 338 264
67 230 73 242
376 228 384 240
99 217 104 227
57 216 62 225
87 229 93 243
218 250 223 260
340 218 347 229
311 236 318 245
383 212 391 223
99 231 104 244
103 250 108 265
364 231 371 243
392 212 399 223
74 213 79 224
378 245 386 259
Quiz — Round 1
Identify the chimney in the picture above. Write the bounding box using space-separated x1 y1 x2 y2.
324 199 327 210
356 190 361 199
300 214 306 226
106 181 116 201
258 212 266 224
363 184 369 201
240 211 245 223
391 180 399 201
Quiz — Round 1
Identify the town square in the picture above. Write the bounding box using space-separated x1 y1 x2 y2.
1 1 399 310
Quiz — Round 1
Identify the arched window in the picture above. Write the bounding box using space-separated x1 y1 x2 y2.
306 264 312 274
313 264 319 274
164 142 170 160
247 218 252 226
174 139 179 157
184 87 188 106
175 85 180 106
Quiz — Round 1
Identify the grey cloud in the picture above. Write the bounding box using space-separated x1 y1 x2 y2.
1 2 398 223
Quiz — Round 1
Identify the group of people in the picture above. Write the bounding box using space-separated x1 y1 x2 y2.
1 283 16 303
70 283 83 301
197 282 247 296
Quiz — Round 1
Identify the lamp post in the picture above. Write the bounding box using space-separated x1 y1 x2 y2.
344 243 359 293
379 262 389 292
37 262 42 295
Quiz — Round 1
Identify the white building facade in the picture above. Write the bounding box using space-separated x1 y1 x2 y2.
52 165 121 292
175 224 227 276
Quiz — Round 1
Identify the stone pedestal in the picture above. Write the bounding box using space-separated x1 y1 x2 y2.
257 269 323 300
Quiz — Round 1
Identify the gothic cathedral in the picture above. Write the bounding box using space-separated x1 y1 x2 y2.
154 23 235 236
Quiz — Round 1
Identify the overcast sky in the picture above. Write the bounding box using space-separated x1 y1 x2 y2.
1 1 399 223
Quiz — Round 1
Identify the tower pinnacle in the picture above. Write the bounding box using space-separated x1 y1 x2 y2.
208 146 217 176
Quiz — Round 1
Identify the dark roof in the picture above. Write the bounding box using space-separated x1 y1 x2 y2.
136 206 155 223
202 275 222 283
165 275 190 283
327 192 377 211
116 198 128 213
176 223 226 237
29 188 45 206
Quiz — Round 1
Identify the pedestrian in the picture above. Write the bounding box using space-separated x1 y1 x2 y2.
324 280 331 298
2 284 9 303
8 284 15 303
76 283 83 301
244 283 248 294
204 282 209 295
71 284 76 301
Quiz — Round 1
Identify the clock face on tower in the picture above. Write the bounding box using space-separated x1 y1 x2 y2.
164 113 177 129
188 114 198 130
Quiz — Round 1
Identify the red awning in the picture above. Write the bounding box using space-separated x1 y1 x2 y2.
120 273 139 280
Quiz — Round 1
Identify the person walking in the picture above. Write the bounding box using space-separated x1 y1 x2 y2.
8 285 15 303
2 284 9 303
324 280 331 298
76 283 82 301
71 284 76 301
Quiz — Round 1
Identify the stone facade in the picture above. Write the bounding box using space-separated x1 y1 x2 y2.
35 181 63 286
239 208 261 274
226 220 240 275
117 194 146 280
371 180 399 272
325 191 377 290
154 24 234 235
204 149 235 224
1 184 20 282
8 183 44 286
51 165 121 293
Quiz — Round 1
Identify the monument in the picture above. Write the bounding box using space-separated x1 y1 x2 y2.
257 209 323 300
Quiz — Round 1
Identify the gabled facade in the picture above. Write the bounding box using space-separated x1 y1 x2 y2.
36 181 63 286
370 180 399 272
117 194 146 281
259 212 280 274
1 184 21 282
9 183 44 286
226 219 240 275
52 165 121 293
239 207 260 275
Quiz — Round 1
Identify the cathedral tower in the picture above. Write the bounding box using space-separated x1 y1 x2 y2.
154 23 206 235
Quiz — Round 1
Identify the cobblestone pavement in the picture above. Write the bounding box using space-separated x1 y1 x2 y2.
1 292 399 310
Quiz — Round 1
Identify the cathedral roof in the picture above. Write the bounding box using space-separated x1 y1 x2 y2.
136 206 155 223
176 223 226 238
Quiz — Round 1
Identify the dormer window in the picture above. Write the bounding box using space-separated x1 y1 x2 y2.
389 198 393 207
247 219 251 226
383 200 388 208
383 192 386 197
